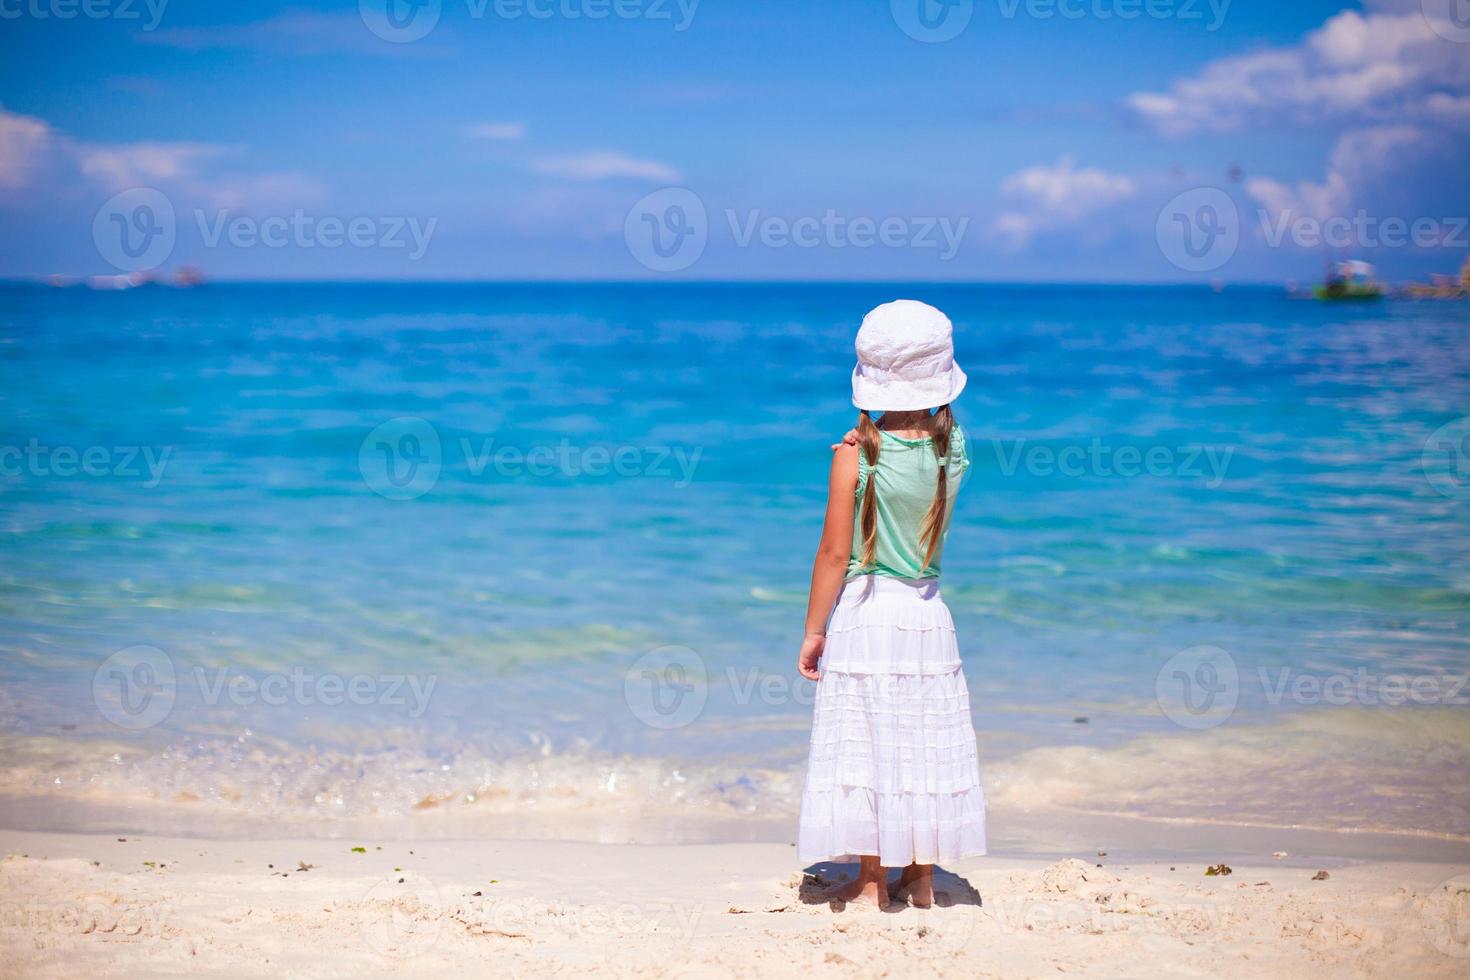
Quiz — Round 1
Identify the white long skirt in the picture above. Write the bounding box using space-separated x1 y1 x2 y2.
797 575 987 867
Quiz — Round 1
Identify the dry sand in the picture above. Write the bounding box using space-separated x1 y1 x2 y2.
2 829 1468 978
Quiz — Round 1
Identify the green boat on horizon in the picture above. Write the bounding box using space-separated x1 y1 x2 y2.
1314 259 1385 301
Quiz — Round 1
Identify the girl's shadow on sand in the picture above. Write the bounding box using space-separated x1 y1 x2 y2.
799 863 982 912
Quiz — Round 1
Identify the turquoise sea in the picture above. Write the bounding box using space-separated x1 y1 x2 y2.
1 283 1467 847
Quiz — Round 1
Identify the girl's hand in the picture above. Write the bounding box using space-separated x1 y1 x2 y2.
829 429 859 451
797 632 825 681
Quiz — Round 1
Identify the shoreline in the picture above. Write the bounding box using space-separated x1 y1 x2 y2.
2 799 1468 867
3 704 1467 855
3 828 1467 978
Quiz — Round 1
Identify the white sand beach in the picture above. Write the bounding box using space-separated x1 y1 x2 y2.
3 828 1467 978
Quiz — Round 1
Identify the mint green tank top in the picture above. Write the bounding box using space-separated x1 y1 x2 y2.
847 424 969 580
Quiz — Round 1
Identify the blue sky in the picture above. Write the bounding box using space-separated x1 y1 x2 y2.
0 0 1466 281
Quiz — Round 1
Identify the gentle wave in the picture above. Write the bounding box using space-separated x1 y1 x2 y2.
1 708 1466 845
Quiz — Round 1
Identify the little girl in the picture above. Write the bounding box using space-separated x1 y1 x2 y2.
797 299 987 908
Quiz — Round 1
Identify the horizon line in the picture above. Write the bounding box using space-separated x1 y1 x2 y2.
2 276 1298 288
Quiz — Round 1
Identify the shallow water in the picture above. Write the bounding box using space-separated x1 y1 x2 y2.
1 282 1467 845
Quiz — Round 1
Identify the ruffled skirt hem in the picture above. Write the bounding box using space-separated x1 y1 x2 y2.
797 785 988 867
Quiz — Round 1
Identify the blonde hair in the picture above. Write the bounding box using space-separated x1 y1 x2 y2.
856 404 955 572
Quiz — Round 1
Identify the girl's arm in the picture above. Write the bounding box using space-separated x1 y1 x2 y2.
798 443 860 680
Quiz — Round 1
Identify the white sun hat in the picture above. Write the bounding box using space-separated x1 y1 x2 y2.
850 299 968 412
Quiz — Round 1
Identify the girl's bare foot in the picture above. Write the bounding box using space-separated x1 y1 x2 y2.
895 863 935 908
826 876 889 907
826 856 889 908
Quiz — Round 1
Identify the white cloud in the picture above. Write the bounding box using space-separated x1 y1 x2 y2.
993 156 1136 249
1127 10 1470 135
1246 173 1349 227
503 185 630 239
74 141 327 211
463 122 527 141
192 171 331 212
1426 93 1470 123
1246 125 1428 224
0 106 53 190
137 11 407 56
0 107 329 216
1135 1 1469 263
78 142 227 192
531 151 680 182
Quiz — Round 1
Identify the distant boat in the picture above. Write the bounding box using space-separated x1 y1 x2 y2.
173 265 206 288
1313 259 1384 301
1402 255 1470 300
